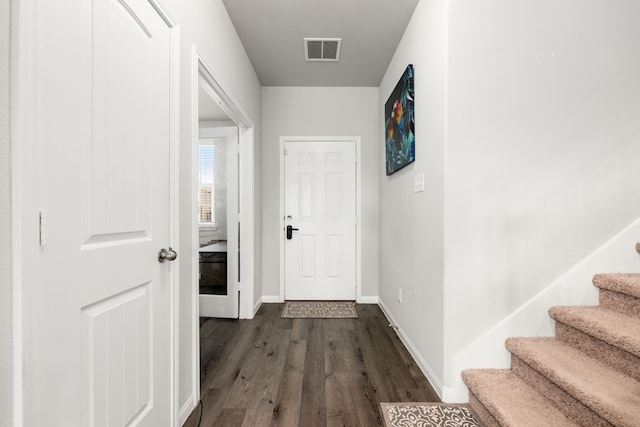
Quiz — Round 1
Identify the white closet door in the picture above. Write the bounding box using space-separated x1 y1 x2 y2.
21 0 175 425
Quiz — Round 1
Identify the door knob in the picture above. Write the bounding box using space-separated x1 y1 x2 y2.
158 247 178 263
286 225 299 240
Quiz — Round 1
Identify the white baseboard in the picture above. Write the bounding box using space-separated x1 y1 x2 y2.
357 295 379 304
378 298 444 400
178 395 197 426
261 295 283 303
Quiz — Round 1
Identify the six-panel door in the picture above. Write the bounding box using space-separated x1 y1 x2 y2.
284 141 357 300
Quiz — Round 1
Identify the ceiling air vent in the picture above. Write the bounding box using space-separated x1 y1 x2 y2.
304 38 342 61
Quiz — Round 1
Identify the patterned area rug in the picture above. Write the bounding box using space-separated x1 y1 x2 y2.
281 301 358 318
380 402 480 427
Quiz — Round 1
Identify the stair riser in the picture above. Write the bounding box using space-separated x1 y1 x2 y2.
599 288 640 317
556 322 640 382
468 392 500 427
510 356 613 427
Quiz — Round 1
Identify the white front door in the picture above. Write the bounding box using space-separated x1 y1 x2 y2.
19 0 174 425
284 140 357 300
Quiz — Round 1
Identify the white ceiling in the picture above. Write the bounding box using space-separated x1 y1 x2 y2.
221 0 420 87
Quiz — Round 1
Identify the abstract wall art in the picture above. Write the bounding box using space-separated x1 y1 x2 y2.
385 64 415 175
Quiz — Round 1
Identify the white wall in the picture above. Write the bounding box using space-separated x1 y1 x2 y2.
443 0 640 392
261 87 379 300
0 0 12 424
379 0 640 401
378 0 447 389
161 0 263 420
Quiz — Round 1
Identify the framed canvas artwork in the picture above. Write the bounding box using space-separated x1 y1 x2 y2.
385 64 415 175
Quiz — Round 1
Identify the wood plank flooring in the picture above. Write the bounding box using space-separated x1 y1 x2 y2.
183 303 439 427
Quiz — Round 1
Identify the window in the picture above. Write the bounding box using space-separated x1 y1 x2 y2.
198 144 215 226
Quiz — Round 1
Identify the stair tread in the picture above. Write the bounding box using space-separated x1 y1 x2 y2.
549 306 640 357
593 273 640 298
462 369 581 427
506 337 640 427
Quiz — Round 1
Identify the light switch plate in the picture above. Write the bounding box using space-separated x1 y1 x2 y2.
414 173 424 193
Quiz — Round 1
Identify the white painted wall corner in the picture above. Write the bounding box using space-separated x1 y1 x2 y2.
252 296 263 316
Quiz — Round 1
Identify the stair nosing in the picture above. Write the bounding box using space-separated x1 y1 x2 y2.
462 369 581 427
593 273 640 299
506 337 640 427
549 306 640 357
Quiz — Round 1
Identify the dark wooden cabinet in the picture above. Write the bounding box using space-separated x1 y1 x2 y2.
199 245 227 295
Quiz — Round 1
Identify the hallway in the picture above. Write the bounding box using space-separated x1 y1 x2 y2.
184 304 439 426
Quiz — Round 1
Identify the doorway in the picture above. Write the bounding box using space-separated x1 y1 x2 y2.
183 47 256 423
191 48 254 321
279 137 363 301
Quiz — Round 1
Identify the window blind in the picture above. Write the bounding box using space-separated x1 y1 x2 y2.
198 145 215 224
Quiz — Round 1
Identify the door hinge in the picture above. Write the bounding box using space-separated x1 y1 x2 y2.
284 149 288 156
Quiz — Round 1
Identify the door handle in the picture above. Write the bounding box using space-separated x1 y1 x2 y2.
158 247 178 263
286 225 299 240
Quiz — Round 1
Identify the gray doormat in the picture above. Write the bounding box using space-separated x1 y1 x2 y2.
281 301 358 319
380 402 480 427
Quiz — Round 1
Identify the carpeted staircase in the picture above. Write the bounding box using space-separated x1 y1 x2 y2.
462 270 640 426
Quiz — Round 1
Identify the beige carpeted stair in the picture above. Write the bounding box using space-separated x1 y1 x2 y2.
462 269 640 427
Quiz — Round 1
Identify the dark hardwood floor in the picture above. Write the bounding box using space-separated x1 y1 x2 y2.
183 303 439 427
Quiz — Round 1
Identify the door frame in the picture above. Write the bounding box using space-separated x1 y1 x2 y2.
12 1 181 425
279 136 362 302
189 45 255 408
